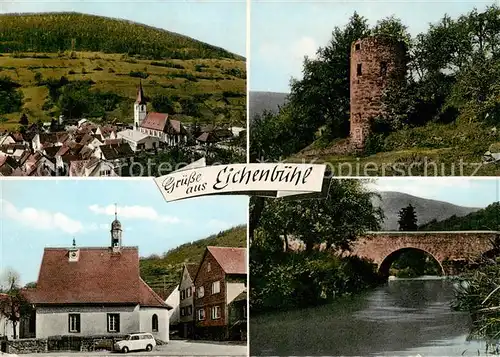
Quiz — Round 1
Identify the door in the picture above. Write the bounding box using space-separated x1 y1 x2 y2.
130 335 140 351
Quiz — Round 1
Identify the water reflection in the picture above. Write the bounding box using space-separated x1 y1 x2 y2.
250 277 488 356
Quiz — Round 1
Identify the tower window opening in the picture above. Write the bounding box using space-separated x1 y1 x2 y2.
355 43 361 51
357 64 362 76
380 61 388 76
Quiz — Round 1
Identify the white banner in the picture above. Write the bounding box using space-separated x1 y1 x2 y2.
153 163 327 202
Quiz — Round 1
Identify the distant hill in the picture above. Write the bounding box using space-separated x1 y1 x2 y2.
139 225 246 299
0 12 246 130
372 191 481 230
249 91 288 120
420 202 500 231
0 12 241 60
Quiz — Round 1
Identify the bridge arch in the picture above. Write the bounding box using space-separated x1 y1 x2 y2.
378 247 445 279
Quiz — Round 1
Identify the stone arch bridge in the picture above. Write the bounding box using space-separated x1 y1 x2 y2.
349 231 500 278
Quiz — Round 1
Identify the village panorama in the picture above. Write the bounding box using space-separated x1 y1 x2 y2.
0 212 248 355
0 12 246 177
0 82 246 177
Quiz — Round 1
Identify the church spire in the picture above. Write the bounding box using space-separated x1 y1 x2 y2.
135 80 146 105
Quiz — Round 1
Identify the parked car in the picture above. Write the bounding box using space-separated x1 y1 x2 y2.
113 332 156 353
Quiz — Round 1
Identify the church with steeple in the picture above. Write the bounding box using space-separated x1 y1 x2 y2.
22 209 172 342
131 81 188 145
134 81 147 130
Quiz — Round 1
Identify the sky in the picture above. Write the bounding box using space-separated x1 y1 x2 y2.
250 0 495 92
0 0 246 57
0 179 247 286
369 177 500 208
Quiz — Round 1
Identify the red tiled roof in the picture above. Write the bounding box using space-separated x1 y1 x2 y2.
105 139 122 145
29 247 170 308
207 247 247 275
11 132 25 142
196 132 218 143
38 132 70 145
140 112 168 131
99 143 134 160
185 263 199 279
167 119 187 135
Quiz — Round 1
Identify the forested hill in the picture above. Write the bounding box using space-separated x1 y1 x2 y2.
140 225 246 298
0 12 242 60
372 191 480 230
419 202 500 231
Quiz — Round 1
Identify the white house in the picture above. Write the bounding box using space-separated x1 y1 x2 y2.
230 127 245 137
0 293 15 339
165 285 180 327
68 158 117 177
117 129 160 152
25 215 172 342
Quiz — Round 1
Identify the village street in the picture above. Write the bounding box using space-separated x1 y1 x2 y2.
2 340 247 357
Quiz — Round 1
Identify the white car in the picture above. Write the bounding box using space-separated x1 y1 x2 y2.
114 332 156 353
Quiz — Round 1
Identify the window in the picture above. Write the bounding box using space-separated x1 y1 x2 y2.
357 63 362 76
131 335 140 340
180 307 185 317
152 314 158 332
211 281 220 295
107 313 120 333
243 305 247 319
197 286 204 298
187 306 192 315
207 263 211 272
68 314 80 333
197 308 205 321
186 287 192 298
355 43 361 51
380 61 388 76
180 290 185 300
211 306 221 320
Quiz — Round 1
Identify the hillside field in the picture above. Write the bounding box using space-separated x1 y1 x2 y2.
139 225 246 297
0 13 246 131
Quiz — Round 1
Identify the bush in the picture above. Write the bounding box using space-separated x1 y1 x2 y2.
250 249 379 313
129 71 148 79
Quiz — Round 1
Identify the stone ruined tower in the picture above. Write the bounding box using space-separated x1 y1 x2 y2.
349 35 407 149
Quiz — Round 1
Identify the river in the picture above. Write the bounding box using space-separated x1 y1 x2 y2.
250 277 491 356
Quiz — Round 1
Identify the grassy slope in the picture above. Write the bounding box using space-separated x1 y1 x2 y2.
291 121 500 176
0 13 245 130
139 225 246 296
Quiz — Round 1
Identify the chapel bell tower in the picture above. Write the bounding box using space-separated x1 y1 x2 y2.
110 204 122 251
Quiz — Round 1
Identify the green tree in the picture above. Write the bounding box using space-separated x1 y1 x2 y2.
151 94 176 114
0 76 24 115
19 113 29 125
287 12 370 143
0 269 33 339
257 179 383 253
398 204 418 231
34 72 43 85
